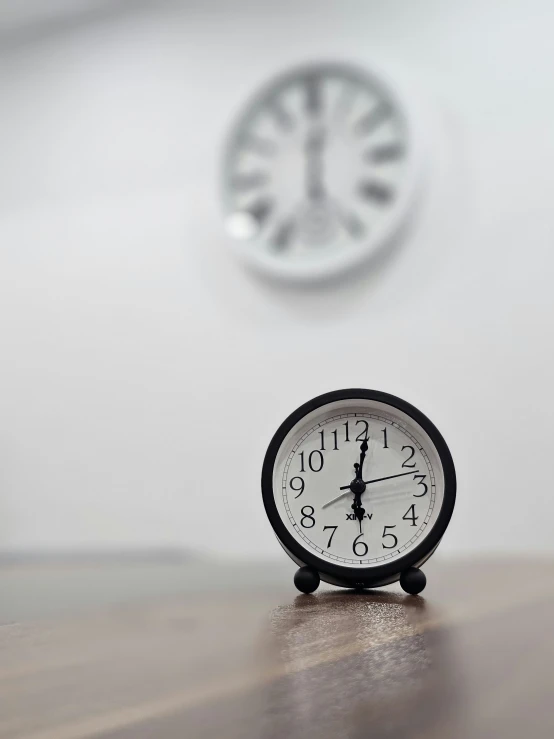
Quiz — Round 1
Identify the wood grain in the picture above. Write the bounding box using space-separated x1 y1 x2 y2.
2 558 554 739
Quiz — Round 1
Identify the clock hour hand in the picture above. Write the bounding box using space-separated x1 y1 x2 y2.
352 494 365 533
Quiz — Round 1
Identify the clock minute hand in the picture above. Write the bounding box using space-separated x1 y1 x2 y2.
322 468 420 509
322 469 420 509
339 469 419 491
356 438 368 479
350 438 368 529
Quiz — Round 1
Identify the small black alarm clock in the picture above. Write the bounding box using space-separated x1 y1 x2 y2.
262 389 456 594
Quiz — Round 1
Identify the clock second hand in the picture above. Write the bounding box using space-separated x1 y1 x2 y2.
322 469 420 509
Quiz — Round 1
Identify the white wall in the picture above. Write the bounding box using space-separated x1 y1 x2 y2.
0 0 552 557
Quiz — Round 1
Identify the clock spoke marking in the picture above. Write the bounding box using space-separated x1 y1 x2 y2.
305 73 323 117
365 142 405 164
239 132 277 157
358 180 394 205
270 99 294 131
336 205 366 239
332 81 357 123
231 171 270 192
354 102 391 137
271 217 296 251
246 198 274 228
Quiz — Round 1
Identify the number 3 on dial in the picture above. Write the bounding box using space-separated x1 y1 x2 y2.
413 474 428 497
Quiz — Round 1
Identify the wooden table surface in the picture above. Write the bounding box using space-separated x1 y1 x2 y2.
1 557 554 739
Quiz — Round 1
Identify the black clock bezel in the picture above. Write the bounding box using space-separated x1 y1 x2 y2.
261 388 456 587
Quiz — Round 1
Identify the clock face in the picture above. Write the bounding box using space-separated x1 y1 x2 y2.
262 390 456 582
222 62 421 281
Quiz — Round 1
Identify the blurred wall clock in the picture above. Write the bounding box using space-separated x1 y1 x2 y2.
222 61 424 282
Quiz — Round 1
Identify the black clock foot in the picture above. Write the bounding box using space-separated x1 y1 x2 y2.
400 567 426 595
294 566 320 594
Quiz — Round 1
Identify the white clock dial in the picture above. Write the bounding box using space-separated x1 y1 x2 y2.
222 61 422 281
271 398 445 569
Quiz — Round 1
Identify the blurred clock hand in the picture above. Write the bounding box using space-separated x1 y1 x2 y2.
305 127 326 201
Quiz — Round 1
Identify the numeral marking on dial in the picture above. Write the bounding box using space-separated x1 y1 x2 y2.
402 504 419 527
355 419 369 441
289 476 304 499
353 533 369 557
323 525 338 548
300 506 315 528
318 430 325 450
402 445 416 468
382 525 398 549
330 421 352 451
413 474 428 497
299 450 324 473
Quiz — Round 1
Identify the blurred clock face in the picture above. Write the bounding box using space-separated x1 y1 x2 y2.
222 62 422 281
